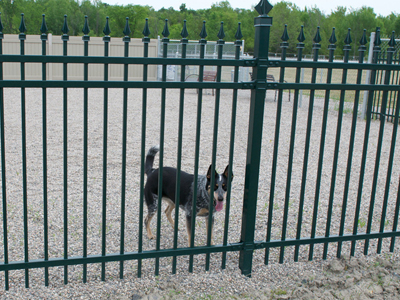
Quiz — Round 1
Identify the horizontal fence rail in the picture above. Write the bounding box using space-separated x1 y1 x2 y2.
0 0 400 291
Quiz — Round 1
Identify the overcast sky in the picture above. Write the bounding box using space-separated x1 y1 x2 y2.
102 0 398 16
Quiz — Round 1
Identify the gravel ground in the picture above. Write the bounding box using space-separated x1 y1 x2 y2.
0 87 400 299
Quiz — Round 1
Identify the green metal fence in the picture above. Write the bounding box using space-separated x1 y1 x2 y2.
372 33 400 122
0 0 400 290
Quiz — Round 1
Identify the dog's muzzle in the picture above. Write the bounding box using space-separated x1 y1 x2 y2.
214 198 224 212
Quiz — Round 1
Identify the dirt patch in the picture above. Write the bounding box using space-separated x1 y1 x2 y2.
140 254 400 300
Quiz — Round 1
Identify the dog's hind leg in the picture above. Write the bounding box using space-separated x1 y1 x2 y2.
164 203 175 229
144 193 157 240
144 213 156 240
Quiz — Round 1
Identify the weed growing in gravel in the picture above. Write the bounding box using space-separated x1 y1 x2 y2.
358 218 366 228
167 289 182 298
271 288 287 296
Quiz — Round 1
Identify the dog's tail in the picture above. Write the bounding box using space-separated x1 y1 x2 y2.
145 145 159 176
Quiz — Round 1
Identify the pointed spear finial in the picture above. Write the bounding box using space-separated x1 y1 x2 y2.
388 31 396 47
162 19 170 38
217 21 225 40
344 28 352 45
82 15 90 35
297 25 305 43
374 27 381 46
200 21 207 39
281 24 289 42
142 18 150 37
19 13 26 33
329 28 337 44
235 22 243 40
103 16 111 36
40 14 48 34
181 20 189 39
123 17 131 36
313 26 321 44
359 29 367 45
255 0 273 15
62 15 69 35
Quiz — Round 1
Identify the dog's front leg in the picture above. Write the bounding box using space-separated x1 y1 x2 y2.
205 216 215 245
186 215 193 247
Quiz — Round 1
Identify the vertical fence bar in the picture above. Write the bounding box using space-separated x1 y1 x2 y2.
205 21 225 271
387 52 398 122
0 12 9 291
61 15 69 284
293 27 321 262
265 24 289 265
172 20 188 274
377 33 398 250
278 25 304 264
62 18 70 286
40 14 49 287
82 15 90 283
377 31 399 253
351 28 380 256
101 17 110 282
120 17 131 280
155 19 169 276
239 1 272 276
324 29 351 259
222 23 242 270
372 56 384 119
337 30 367 258
138 18 150 278
378 33 398 253
189 21 207 273
390 55 400 122
308 28 336 261
364 29 384 256
18 13 29 289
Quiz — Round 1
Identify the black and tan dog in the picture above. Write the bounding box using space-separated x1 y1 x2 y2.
144 146 232 246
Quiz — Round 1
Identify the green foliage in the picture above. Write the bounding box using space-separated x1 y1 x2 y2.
0 0 398 54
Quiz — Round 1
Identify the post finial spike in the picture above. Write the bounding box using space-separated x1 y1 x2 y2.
329 28 337 44
235 22 243 40
62 15 69 35
199 20 207 39
142 18 150 37
254 0 273 15
19 13 26 33
359 29 368 45
217 21 225 40
123 17 131 36
344 28 352 45
281 24 289 42
40 14 48 34
82 15 90 35
181 20 189 39
162 19 170 38
297 25 305 43
103 16 111 36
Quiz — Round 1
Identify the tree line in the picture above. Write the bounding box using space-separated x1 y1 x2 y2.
0 0 399 56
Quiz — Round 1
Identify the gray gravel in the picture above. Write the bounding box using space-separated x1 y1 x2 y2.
0 87 400 299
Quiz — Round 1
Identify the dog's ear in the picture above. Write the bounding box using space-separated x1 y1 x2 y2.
207 164 218 180
207 164 212 180
224 165 234 181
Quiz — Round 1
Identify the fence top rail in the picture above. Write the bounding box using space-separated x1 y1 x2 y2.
0 54 250 67
1 54 399 72
0 80 397 92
